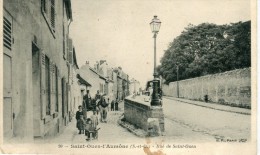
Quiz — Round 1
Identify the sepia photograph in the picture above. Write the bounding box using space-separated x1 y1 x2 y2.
1 0 257 154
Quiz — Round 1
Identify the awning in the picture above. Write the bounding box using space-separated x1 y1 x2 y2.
76 74 91 87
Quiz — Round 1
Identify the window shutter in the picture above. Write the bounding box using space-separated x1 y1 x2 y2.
62 77 65 117
66 35 70 60
55 66 59 112
50 62 55 115
41 0 47 13
58 68 62 112
68 38 73 63
50 0 55 29
40 51 47 119
3 16 12 50
63 25 66 60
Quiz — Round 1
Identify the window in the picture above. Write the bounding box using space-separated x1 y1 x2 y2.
50 0 55 29
41 0 47 13
55 66 59 112
63 25 66 59
45 56 51 115
41 0 56 35
3 17 12 50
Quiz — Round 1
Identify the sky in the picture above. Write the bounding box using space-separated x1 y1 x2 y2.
70 0 250 88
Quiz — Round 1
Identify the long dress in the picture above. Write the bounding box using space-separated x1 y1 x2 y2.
76 111 84 130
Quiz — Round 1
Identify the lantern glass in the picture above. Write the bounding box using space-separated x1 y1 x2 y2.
150 15 161 33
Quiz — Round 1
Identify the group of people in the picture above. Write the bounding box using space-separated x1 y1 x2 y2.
76 106 99 140
76 90 120 141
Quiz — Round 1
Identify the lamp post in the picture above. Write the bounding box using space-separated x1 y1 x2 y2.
150 15 161 106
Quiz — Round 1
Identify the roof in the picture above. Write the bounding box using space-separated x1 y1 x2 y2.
76 74 91 87
89 67 98 74
99 74 107 81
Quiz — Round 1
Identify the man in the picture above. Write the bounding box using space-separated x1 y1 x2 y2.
83 90 92 110
82 90 91 120
100 96 108 123
94 90 101 115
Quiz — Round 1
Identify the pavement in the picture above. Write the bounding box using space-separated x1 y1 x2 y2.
34 96 250 144
35 98 218 144
163 96 251 115
35 101 144 144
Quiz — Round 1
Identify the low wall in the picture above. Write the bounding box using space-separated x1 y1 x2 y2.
162 68 251 108
124 97 164 135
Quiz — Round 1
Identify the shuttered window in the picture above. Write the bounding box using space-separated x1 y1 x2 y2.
41 0 55 35
67 38 73 63
50 62 56 115
3 17 12 50
40 52 47 119
41 0 47 13
50 0 55 29
55 67 59 112
45 56 51 115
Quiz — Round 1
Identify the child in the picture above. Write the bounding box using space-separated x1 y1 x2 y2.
77 115 85 134
76 106 84 134
85 118 95 141
90 111 99 129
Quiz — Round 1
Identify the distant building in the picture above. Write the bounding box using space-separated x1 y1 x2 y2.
79 62 101 96
129 78 141 95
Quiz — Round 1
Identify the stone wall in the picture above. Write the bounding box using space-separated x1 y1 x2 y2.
162 68 251 108
124 97 165 135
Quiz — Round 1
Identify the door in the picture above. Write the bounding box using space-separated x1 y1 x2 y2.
3 10 13 140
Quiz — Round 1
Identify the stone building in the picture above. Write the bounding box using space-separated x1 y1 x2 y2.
129 78 141 95
3 0 73 142
79 62 100 97
122 72 129 99
68 47 85 119
112 70 118 100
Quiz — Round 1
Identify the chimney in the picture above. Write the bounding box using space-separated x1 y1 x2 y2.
100 60 106 65
85 61 90 68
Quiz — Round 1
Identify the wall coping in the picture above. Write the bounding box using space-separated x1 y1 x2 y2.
125 96 150 106
168 67 251 86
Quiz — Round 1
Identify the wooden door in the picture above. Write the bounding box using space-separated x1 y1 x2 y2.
3 10 13 140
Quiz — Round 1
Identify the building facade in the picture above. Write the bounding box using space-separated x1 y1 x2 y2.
79 62 100 97
3 0 73 142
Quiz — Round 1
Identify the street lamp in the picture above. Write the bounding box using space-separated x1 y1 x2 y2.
150 15 161 106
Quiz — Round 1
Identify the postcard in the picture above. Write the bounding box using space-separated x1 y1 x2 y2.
0 0 257 154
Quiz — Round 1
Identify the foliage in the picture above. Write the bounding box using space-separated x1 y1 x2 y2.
157 21 251 84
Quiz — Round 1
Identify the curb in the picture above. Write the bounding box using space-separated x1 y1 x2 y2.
164 96 251 115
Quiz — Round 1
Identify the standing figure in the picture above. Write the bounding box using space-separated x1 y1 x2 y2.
115 98 119 111
83 90 92 110
111 100 115 111
76 106 84 134
95 90 101 115
100 96 108 123
85 118 92 141
77 115 85 134
90 110 99 138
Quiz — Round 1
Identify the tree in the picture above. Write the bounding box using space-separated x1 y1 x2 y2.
157 21 251 84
